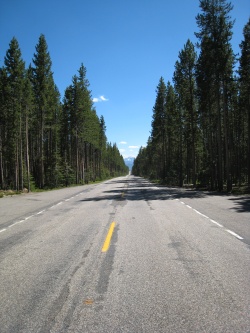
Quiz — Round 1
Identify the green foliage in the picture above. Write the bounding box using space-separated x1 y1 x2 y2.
1 38 25 190
174 40 198 186
133 1 249 192
1 4 248 192
0 36 127 192
238 18 250 186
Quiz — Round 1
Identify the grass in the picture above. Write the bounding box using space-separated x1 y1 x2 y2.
231 185 250 195
0 177 114 198
0 190 22 198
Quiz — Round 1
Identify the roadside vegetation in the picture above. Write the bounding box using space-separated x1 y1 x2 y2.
133 1 250 194
0 36 128 192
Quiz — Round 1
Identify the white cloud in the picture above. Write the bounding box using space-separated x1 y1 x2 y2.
129 145 139 149
92 95 109 103
119 149 126 153
119 141 127 145
100 95 109 101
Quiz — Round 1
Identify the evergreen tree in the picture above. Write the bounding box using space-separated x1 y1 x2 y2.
62 64 94 184
98 115 107 178
32 34 60 188
151 77 167 179
3 37 25 190
238 18 250 187
195 0 235 191
165 82 182 185
0 37 127 190
22 67 34 191
0 67 8 189
174 40 198 186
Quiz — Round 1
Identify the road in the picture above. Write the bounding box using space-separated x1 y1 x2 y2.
0 175 250 332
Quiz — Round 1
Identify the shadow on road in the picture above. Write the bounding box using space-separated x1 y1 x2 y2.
228 196 250 214
80 178 207 203
79 177 250 214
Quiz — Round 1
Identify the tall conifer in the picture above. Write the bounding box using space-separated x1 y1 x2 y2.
174 40 198 185
32 34 60 188
151 77 167 179
238 19 250 187
196 0 235 191
3 37 25 190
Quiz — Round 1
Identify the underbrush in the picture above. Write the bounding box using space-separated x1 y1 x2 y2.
0 190 22 198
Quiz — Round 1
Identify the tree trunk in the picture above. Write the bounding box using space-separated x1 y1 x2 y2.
15 144 19 191
223 81 232 192
40 107 44 189
75 130 79 184
0 130 4 189
179 124 183 187
248 98 250 187
189 83 196 186
25 112 30 192
19 111 23 190
217 89 223 192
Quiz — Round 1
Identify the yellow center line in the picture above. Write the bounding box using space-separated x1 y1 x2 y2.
102 222 116 253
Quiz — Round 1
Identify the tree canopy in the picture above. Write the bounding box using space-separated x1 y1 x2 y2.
133 1 250 192
0 35 128 191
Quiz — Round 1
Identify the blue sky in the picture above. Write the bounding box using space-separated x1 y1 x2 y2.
1 0 249 158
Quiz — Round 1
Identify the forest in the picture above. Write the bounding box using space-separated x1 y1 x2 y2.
132 1 250 193
0 35 128 192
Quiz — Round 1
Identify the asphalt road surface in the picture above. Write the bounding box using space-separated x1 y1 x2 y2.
0 175 250 332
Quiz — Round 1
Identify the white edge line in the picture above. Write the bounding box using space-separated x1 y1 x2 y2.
9 220 25 228
193 209 209 219
8 222 20 228
25 215 34 220
0 228 6 233
193 209 203 216
226 229 244 240
37 210 45 215
178 200 244 241
201 213 209 219
210 219 224 228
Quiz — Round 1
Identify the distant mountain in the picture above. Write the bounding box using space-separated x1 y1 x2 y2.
124 157 135 170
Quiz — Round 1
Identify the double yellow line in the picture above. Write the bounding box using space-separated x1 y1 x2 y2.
101 222 116 252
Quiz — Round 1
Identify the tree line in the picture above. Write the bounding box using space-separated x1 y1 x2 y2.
0 34 128 191
132 0 250 193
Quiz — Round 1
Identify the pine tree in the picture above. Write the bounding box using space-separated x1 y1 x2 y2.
32 34 60 188
195 0 235 191
3 37 25 190
238 18 250 187
165 82 182 185
97 115 107 179
0 67 8 189
62 64 110 184
174 40 198 186
151 77 167 179
22 67 34 192
63 64 91 184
